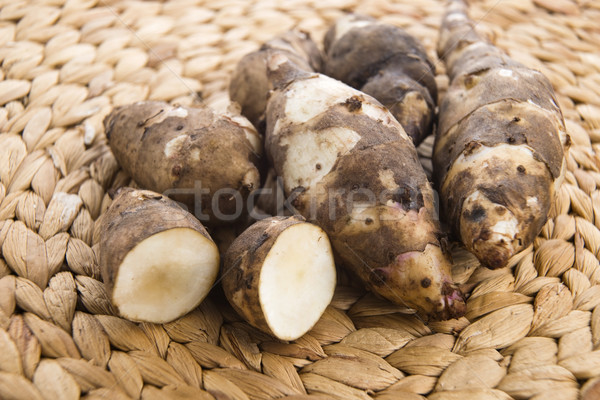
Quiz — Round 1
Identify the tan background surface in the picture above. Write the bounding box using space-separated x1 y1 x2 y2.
0 0 599 399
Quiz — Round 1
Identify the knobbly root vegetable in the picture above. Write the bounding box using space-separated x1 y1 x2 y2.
103 101 262 226
221 216 336 340
98 188 220 324
434 0 569 269
264 54 465 320
229 29 323 132
323 14 437 145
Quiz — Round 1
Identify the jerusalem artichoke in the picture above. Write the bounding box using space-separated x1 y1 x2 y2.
264 54 465 320
323 15 437 145
221 216 336 340
229 30 323 132
98 188 220 324
433 0 569 269
103 101 263 226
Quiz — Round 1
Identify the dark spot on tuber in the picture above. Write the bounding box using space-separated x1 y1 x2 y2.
421 278 431 288
141 127 151 141
479 228 491 241
512 116 521 122
371 269 388 286
464 75 478 89
463 141 481 156
365 217 373 225
343 96 362 112
517 165 526 174
495 206 506 215
507 136 516 144
315 163 322 170
172 165 182 177
245 272 253 289
176 124 184 131
391 186 424 211
252 233 269 252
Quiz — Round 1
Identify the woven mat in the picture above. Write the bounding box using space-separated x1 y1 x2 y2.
1 0 600 399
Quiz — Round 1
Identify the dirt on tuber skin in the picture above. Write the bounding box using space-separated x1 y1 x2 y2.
103 101 263 227
433 0 569 269
98 187 220 324
263 53 466 321
323 14 437 146
229 29 323 133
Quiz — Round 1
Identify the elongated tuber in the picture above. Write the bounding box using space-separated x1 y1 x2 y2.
264 54 465 320
103 101 262 226
229 29 323 132
221 216 336 340
323 14 437 145
98 188 220 324
433 0 569 269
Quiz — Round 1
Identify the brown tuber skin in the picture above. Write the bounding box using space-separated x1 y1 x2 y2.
221 216 336 340
264 54 465 321
98 188 220 324
324 14 437 145
433 0 569 269
229 29 323 133
103 101 262 226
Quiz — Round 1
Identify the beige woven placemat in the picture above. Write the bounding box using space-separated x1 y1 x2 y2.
1 0 600 399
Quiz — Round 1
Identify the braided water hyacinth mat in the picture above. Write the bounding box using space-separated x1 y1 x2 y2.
1 0 600 399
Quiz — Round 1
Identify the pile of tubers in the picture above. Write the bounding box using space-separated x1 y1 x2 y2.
97 0 568 341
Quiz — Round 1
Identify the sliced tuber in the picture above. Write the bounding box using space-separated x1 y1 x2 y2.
98 188 220 324
221 216 336 340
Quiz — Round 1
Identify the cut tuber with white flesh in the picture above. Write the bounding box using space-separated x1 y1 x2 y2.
98 188 220 324
221 216 336 340
433 0 569 269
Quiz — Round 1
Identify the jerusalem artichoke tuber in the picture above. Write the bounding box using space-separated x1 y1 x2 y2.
98 188 220 324
103 101 263 226
221 215 336 340
264 54 465 320
229 29 323 132
323 14 437 145
433 0 569 269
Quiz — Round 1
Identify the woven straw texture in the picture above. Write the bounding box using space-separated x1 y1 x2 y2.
1 0 600 399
